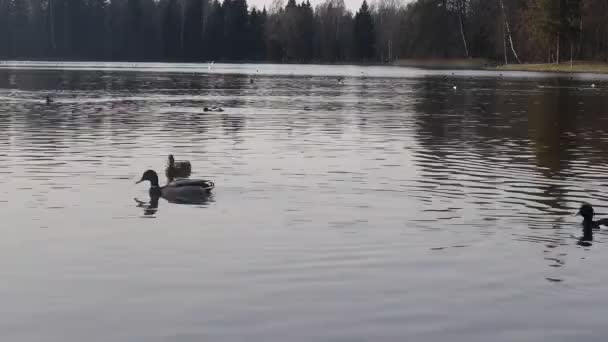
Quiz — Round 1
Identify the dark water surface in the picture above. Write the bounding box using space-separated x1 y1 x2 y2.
2 62 608 341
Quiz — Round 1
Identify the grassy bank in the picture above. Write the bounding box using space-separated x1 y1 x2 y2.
395 58 490 69
495 62 608 74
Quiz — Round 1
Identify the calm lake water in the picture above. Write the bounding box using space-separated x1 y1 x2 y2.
2 62 608 341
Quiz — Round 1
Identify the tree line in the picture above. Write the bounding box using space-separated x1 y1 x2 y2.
1 0 608 64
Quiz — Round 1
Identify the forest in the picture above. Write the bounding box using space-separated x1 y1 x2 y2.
1 0 608 64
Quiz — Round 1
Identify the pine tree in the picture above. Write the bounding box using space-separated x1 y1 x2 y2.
203 0 224 60
354 0 374 61
249 7 266 60
163 0 181 59
224 0 249 60
184 0 204 60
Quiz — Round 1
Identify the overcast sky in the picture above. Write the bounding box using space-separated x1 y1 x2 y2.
248 0 411 12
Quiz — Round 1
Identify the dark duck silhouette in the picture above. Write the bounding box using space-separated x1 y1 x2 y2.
45 95 53 105
578 203 608 229
137 170 214 204
165 154 192 182
576 203 608 243
203 106 224 112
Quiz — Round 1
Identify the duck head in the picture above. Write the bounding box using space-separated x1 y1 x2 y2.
136 170 160 187
578 203 594 221
168 154 175 166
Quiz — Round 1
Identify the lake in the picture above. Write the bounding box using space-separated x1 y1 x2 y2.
1 62 608 342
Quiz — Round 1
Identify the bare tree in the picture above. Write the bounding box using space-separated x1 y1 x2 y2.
499 0 521 63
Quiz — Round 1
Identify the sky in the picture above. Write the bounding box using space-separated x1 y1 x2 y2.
248 0 411 12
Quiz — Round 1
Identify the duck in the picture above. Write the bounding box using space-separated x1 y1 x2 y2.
576 203 608 243
577 203 608 229
45 95 53 105
165 154 192 182
137 170 214 203
203 106 224 112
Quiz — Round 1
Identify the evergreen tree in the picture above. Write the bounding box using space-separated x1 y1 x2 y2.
127 0 143 60
300 1 314 62
163 0 181 59
203 0 224 60
224 0 249 60
184 0 205 60
354 0 374 61
249 7 266 60
88 0 108 59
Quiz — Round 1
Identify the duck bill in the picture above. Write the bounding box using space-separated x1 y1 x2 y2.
136 179 144 184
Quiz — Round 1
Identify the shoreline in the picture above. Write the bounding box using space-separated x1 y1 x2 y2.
3 58 608 75
492 62 608 74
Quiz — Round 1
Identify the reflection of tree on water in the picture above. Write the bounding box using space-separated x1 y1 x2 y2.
527 79 578 178
409 76 590 222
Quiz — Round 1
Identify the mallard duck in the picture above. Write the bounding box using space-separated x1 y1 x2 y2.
137 170 214 203
165 154 191 181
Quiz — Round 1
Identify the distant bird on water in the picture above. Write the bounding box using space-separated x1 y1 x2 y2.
45 95 53 105
203 106 224 112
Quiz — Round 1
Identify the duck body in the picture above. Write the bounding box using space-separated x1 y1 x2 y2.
577 203 608 242
578 203 608 228
203 106 224 112
138 170 213 203
165 154 192 181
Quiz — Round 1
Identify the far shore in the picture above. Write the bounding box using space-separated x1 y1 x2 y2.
396 58 608 75
395 58 491 69
4 58 608 75
493 62 608 74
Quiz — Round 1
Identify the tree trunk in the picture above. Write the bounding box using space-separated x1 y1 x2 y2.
556 33 560 64
180 0 186 55
503 20 507 64
578 15 583 58
570 41 573 68
49 0 56 51
498 0 520 63
458 14 469 58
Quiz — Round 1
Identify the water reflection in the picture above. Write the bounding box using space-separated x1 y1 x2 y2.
134 193 214 217
5 65 608 341
134 196 159 216
411 76 608 226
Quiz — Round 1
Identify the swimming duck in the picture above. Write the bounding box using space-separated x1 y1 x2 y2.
165 154 192 182
577 203 608 229
45 96 53 105
203 106 224 112
137 170 214 203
